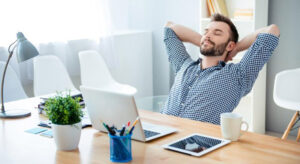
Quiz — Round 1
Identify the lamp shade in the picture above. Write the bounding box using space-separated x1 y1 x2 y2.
16 32 39 63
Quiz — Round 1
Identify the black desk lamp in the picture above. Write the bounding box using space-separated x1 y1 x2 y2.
0 32 39 118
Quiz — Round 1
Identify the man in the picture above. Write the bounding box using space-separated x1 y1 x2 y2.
161 13 280 125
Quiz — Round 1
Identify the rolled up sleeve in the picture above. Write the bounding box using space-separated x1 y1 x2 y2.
164 27 190 73
236 33 279 95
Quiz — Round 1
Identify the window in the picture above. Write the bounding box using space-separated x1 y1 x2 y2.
0 0 108 45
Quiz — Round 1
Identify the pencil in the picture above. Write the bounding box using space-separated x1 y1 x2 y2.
127 117 139 134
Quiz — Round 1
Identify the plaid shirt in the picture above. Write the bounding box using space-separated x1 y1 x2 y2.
161 27 279 125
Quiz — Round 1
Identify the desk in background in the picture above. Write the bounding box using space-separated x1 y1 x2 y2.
1 97 300 164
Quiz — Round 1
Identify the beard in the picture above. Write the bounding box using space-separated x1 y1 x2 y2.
200 39 230 57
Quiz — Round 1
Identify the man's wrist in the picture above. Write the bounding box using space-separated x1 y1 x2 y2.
235 42 242 53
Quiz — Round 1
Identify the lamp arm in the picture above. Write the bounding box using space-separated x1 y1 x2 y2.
1 44 16 113
8 39 17 53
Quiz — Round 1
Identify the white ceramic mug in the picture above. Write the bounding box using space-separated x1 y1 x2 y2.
221 113 248 141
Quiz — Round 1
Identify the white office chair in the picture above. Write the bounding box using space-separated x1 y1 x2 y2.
0 61 27 102
33 55 78 96
273 68 300 141
78 50 137 94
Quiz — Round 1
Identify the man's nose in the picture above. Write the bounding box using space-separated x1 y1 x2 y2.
203 32 213 41
203 34 211 42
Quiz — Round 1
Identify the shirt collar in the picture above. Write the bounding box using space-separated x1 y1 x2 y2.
198 58 226 70
218 60 226 67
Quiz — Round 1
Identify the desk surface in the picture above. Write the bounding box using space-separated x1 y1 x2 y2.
1 97 300 164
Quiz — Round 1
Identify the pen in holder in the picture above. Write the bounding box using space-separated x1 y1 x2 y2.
109 133 132 163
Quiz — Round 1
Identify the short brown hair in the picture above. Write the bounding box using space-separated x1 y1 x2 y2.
211 13 239 43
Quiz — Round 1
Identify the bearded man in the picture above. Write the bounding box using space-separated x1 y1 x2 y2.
161 13 280 124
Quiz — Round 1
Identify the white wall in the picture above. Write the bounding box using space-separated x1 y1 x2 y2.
110 31 153 98
129 0 200 95
108 0 130 31
266 0 300 136
109 0 200 95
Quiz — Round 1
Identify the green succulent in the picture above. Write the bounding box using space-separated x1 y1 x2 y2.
44 92 83 125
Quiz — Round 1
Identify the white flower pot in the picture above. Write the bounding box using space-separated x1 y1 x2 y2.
52 122 82 151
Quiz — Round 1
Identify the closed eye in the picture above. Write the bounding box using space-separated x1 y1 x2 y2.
214 30 223 36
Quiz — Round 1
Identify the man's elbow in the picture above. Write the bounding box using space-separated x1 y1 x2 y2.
268 24 280 37
165 21 174 28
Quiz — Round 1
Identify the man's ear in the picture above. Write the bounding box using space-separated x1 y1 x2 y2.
226 41 236 52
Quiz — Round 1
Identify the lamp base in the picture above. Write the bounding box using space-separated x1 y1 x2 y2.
0 109 31 118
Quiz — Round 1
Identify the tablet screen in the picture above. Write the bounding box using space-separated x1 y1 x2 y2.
169 134 222 153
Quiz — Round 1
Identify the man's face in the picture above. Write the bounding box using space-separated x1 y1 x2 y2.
200 21 232 56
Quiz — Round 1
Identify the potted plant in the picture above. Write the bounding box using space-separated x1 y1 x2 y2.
44 92 83 151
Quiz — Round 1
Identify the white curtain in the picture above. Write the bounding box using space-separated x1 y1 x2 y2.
0 0 116 88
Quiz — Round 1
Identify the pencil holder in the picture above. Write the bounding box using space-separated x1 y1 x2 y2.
109 134 132 163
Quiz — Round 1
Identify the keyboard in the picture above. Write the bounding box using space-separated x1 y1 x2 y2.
144 129 160 138
38 93 85 113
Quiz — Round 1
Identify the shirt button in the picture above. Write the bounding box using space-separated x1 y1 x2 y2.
181 103 184 107
195 74 198 77
188 86 192 89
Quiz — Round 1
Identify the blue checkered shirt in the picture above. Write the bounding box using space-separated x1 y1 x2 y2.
161 27 279 125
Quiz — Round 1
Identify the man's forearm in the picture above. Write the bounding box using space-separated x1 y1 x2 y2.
165 22 202 47
236 24 280 52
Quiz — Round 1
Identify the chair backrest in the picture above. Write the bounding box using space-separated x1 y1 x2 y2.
0 61 27 102
79 50 137 94
33 55 77 96
273 68 300 110
78 50 117 88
